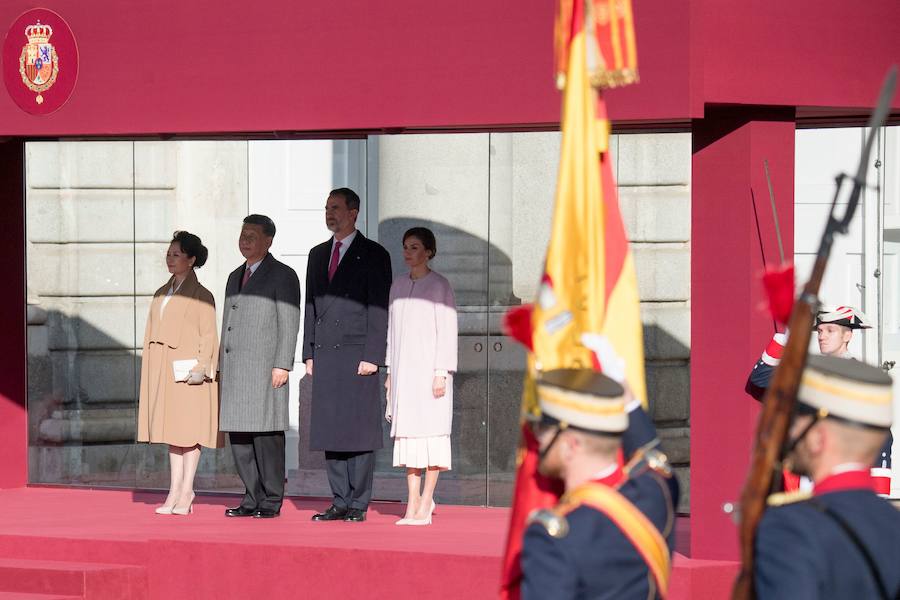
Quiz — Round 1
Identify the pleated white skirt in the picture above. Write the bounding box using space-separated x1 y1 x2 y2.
392 435 452 470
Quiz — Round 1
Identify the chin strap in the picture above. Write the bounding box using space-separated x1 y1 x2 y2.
538 426 565 464
783 408 829 462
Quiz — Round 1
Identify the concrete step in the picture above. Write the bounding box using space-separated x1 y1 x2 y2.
0 558 145 599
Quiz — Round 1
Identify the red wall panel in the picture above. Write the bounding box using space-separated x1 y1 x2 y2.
691 108 796 560
0 140 26 489
697 1 900 111
0 1 893 136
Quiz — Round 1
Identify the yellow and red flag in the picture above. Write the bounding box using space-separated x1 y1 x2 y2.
499 1 641 597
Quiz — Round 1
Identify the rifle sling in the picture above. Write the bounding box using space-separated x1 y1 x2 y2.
806 498 895 600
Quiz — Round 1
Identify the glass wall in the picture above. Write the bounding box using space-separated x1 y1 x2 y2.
795 125 900 492
26 132 693 508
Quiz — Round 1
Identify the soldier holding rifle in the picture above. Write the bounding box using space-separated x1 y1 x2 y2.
754 355 900 598
732 67 898 600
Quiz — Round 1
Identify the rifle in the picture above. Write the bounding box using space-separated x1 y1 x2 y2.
731 66 897 600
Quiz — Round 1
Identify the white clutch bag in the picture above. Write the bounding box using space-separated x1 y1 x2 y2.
172 359 199 382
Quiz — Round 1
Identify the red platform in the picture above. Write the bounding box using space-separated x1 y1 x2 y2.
0 487 736 599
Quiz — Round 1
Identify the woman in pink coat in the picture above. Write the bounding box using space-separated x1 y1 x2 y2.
384 227 458 526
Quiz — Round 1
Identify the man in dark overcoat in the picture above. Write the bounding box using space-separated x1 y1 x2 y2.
303 187 392 522
219 214 301 518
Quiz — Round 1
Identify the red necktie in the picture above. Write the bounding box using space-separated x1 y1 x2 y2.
241 265 252 288
328 241 342 282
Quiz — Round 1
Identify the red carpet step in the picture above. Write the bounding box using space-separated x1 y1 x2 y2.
0 487 736 599
0 558 145 600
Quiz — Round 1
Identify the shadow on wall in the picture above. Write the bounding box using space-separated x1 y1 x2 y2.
295 219 692 510
295 218 522 504
378 217 520 307
642 322 691 514
25 223 691 510
26 297 241 492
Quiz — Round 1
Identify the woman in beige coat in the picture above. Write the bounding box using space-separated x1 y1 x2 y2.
137 231 223 515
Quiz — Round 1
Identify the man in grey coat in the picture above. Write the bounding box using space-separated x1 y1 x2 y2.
219 214 301 518
303 188 392 523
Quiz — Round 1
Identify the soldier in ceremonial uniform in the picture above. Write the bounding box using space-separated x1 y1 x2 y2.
746 305 872 401
520 369 675 600
746 305 891 471
754 354 900 599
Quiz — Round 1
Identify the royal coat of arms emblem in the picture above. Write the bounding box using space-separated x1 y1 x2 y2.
18 21 58 105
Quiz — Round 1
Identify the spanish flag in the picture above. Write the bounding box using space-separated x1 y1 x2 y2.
499 1 641 597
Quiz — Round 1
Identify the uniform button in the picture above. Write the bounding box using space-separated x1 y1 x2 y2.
335 320 340 326
317 319 322 325
227 326 232 331
315 344 321 349
225 348 230 353
231 305 237 310
334 344 340 349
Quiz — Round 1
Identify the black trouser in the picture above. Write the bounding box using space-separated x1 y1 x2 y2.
325 450 375 511
229 431 285 511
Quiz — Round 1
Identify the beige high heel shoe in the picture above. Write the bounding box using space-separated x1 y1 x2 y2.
396 500 420 525
407 499 436 526
172 493 195 516
155 492 178 515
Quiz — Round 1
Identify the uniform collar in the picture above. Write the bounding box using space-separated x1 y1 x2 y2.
591 463 624 488
814 464 874 495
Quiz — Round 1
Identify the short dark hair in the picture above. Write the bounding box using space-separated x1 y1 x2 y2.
243 214 276 237
329 188 361 212
403 227 437 259
171 231 208 269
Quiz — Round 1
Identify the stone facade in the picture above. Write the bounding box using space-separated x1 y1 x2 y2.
618 133 692 510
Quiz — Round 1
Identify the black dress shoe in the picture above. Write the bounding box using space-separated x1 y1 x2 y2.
344 508 366 522
311 505 348 521
254 508 280 518
224 506 257 517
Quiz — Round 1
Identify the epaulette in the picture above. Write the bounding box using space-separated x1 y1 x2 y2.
624 442 672 479
766 489 812 507
526 508 569 539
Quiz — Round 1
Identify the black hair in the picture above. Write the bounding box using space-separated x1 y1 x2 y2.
243 214 276 237
171 230 208 269
329 187 361 212
403 226 437 259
